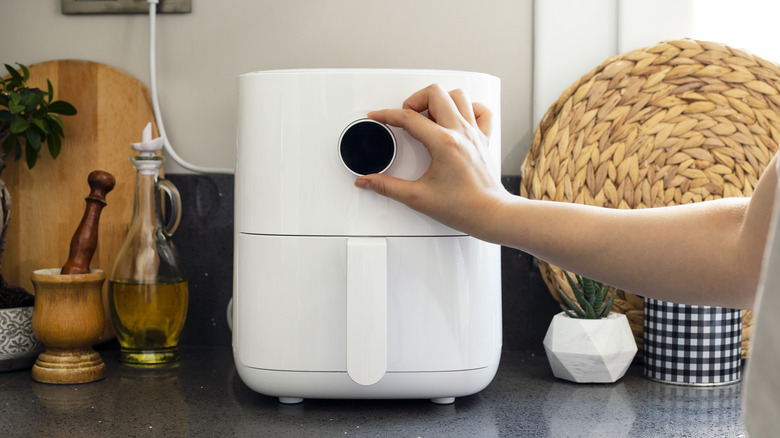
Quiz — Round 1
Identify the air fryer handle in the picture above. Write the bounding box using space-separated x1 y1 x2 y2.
346 237 387 386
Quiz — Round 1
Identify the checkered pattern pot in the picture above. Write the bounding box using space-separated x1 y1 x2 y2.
643 298 742 386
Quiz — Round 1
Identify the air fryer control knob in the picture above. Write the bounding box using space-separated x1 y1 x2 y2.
339 119 396 176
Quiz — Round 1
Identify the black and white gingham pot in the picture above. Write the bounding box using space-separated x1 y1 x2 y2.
643 298 742 386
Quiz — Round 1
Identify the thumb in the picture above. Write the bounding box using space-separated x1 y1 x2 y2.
354 173 419 207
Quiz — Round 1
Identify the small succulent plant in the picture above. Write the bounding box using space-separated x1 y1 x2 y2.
557 272 616 319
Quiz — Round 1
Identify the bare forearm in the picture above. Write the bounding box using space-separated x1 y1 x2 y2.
479 197 754 308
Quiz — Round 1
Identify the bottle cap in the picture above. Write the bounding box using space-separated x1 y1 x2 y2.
131 122 165 156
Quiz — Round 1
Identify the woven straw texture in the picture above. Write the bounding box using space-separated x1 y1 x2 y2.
521 39 780 357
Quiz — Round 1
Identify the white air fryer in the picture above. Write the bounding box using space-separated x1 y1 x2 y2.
233 69 502 404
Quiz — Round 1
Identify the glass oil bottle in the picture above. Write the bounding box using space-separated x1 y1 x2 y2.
109 123 188 365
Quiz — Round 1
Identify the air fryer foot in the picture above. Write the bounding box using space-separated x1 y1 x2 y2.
430 397 455 405
279 397 304 404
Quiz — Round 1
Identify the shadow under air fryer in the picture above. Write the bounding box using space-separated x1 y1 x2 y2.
233 69 502 404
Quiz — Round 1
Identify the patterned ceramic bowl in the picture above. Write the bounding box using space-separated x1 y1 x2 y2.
0 306 43 371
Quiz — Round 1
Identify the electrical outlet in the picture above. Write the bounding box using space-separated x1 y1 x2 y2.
62 0 191 14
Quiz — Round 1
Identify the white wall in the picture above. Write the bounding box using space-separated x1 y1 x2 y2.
0 0 533 174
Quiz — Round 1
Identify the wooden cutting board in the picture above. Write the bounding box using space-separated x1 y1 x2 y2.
1 60 160 339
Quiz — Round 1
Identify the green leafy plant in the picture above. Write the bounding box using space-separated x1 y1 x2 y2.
0 63 77 310
0 63 77 169
557 272 617 319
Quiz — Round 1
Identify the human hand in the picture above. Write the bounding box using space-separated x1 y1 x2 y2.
354 84 510 239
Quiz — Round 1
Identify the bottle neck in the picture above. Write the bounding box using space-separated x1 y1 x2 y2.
130 156 164 225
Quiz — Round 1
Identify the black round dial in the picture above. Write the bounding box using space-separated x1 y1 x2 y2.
339 119 396 176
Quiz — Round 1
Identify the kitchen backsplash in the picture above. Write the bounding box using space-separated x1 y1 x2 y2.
152 174 560 352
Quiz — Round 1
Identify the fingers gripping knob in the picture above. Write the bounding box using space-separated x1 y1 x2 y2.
339 119 396 176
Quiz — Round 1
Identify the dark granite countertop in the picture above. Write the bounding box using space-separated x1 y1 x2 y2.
0 347 745 437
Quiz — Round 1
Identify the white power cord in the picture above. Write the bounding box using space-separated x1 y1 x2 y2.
147 0 234 174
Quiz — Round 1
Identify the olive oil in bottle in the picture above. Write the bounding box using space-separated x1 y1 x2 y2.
109 279 188 364
110 123 188 365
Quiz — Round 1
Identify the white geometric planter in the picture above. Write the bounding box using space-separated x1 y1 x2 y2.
543 312 637 383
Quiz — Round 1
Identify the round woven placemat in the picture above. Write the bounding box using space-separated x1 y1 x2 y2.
521 39 780 357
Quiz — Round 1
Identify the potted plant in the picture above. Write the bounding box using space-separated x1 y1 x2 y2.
0 63 76 371
543 272 637 383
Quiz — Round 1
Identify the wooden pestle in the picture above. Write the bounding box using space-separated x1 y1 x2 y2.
60 170 116 275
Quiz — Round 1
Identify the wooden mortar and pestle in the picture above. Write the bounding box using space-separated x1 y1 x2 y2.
31 170 115 384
